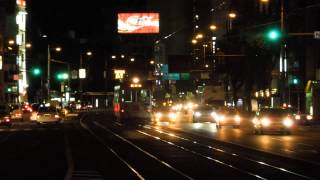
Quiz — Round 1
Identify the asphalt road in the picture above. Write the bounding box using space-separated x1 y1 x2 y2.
0 111 319 180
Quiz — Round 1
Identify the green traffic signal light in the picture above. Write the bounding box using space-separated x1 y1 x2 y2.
293 77 299 85
32 68 41 75
266 28 281 41
57 73 69 80
6 87 12 93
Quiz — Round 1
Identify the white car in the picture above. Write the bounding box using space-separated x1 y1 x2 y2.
34 106 61 125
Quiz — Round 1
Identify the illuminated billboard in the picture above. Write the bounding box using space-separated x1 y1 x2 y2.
118 13 159 34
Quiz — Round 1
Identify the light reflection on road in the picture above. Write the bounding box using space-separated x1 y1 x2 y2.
153 118 320 164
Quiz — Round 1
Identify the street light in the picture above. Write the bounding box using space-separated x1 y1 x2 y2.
8 40 15 45
26 43 32 48
150 60 155 65
196 33 204 39
191 39 198 44
132 77 140 84
210 25 217 31
130 58 135 62
47 45 62 101
228 12 237 19
79 51 93 92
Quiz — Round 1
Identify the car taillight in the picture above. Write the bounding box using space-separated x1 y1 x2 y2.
5 117 10 122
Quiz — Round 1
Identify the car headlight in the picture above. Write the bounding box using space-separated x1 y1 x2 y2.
261 118 271 126
283 118 293 127
195 112 201 117
307 115 312 120
210 112 216 118
169 112 177 119
295 115 301 120
252 117 258 124
234 115 241 122
155 112 163 118
218 115 225 122
55 115 60 118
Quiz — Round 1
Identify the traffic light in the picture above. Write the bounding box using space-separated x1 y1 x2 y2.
32 68 41 76
293 77 299 85
266 28 281 41
57 73 69 80
6 87 12 93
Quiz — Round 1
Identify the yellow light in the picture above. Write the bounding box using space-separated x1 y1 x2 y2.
228 13 237 19
132 77 140 83
196 33 203 39
55 47 62 52
210 25 217 31
192 39 197 44
26 43 32 48
260 0 269 3
8 40 15 45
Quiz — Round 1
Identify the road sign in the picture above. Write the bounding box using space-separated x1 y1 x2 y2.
163 73 180 80
314 31 320 39
71 70 78 79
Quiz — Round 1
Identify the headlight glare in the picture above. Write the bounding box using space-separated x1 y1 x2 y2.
283 118 293 127
195 112 201 117
261 118 271 126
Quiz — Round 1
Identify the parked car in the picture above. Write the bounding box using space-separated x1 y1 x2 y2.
252 107 295 135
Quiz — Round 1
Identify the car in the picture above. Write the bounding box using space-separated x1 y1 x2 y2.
35 106 61 125
151 106 178 124
192 105 216 123
215 107 242 129
252 108 295 135
9 105 23 121
0 105 12 128
294 113 313 125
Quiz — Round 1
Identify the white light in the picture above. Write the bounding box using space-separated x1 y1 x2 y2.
235 115 241 122
210 112 216 118
130 58 135 62
132 77 140 83
121 54 125 58
155 112 163 119
195 112 202 117
79 69 86 79
295 115 301 120
283 118 293 127
307 115 313 120
252 117 258 124
261 118 271 126
169 112 177 119
111 55 116 59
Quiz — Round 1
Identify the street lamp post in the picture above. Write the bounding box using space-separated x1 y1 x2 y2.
47 45 61 101
79 51 92 92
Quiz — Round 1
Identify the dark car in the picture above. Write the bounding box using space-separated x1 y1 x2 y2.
253 108 294 135
192 105 216 123
294 113 313 125
0 105 12 128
